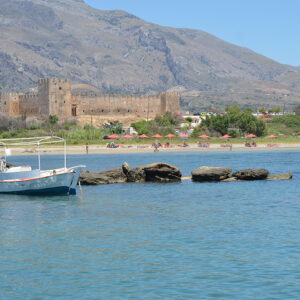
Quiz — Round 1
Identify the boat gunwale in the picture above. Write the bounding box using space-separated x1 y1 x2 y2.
0 170 75 183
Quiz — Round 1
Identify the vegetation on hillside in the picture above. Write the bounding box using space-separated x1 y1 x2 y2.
192 105 266 137
0 114 124 144
267 115 300 136
131 112 181 135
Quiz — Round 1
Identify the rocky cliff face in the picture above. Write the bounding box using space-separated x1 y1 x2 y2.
1 0 300 111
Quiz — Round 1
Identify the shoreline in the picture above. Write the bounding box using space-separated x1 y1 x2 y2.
6 143 300 155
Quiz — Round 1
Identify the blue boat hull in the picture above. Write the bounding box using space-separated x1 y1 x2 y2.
0 187 76 196
0 167 84 196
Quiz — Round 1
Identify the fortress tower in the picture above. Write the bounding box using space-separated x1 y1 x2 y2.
1 93 21 117
38 78 72 117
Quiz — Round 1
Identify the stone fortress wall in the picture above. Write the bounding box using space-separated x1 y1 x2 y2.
1 78 180 124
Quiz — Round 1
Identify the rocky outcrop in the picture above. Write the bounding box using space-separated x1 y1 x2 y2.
268 173 292 180
127 167 146 183
78 164 292 186
191 166 232 182
143 162 182 182
79 162 182 185
122 162 130 176
79 168 127 185
127 162 182 182
232 169 269 180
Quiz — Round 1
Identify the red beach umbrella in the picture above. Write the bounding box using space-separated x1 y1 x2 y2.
123 134 133 139
247 133 257 138
109 134 119 139
268 134 277 138
152 134 163 138
221 134 232 138
139 134 148 138
199 134 210 138
180 134 188 138
165 134 176 138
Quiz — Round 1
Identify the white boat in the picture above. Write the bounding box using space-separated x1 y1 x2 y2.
0 136 85 195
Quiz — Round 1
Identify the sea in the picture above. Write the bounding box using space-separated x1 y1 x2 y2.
0 151 299 299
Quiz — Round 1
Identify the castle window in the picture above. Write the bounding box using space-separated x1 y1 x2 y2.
4 101 6 105
102 109 104 112
64 101 66 103
59 87 62 90
128 110 130 112
83 110 85 112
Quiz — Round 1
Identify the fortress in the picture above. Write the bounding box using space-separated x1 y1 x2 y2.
1 78 180 125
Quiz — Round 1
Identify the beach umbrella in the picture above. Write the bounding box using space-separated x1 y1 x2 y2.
268 134 277 138
123 134 133 139
165 134 176 138
109 134 119 139
180 134 188 138
199 134 210 138
247 133 257 138
139 134 148 138
152 134 162 138
221 134 232 138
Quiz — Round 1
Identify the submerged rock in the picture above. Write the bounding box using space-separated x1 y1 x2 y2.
232 169 269 180
268 173 292 180
192 166 232 182
221 177 238 182
79 168 127 185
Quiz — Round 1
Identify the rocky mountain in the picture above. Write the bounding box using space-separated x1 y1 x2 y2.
1 0 300 111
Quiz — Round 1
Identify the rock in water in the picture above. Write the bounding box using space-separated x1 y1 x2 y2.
268 173 292 180
191 166 232 182
127 167 146 183
126 162 181 182
79 168 127 185
122 162 130 175
143 162 182 182
232 169 269 180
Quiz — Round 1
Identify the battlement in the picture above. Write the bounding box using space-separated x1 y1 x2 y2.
20 94 38 100
2 93 23 97
38 78 70 84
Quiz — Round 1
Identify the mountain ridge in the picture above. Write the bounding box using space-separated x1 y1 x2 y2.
1 0 300 111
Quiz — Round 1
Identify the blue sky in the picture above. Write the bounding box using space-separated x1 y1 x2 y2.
85 0 300 66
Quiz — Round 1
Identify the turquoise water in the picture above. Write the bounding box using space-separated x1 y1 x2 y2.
0 151 300 299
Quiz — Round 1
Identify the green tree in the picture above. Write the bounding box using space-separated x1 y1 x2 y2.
244 108 253 114
200 110 266 137
259 106 266 114
49 115 58 126
225 105 242 114
185 117 193 123
272 106 281 113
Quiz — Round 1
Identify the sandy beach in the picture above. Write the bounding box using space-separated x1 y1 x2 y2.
6 143 300 155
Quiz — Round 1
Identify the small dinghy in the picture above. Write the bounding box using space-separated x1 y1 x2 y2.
0 136 85 195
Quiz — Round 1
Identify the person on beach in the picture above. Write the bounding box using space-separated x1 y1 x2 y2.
86 143 89 154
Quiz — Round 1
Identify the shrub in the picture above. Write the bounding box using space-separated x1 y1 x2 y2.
271 115 300 127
